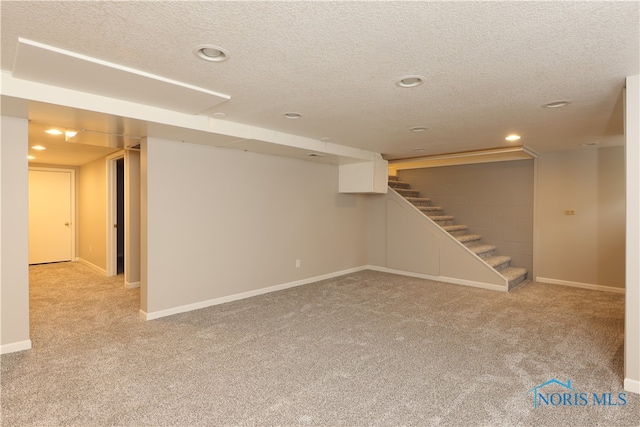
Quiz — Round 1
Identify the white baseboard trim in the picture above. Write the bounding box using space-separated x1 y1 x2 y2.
0 339 32 355
624 378 640 394
140 266 369 321
125 281 140 289
536 277 625 294
75 257 107 275
366 265 508 292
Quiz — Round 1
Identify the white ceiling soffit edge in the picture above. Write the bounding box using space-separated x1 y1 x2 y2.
12 38 230 115
389 146 538 171
1 72 381 165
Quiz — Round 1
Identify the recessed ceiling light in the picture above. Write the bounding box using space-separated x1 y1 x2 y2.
414 148 426 152
284 112 302 119
27 155 36 160
211 112 227 118
31 145 46 150
194 45 229 62
410 126 428 132
505 134 521 141
45 129 63 135
65 130 78 138
396 75 425 88
543 100 571 108
582 142 598 147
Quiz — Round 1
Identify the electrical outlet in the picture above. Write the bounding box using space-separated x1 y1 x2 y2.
295 259 301 268
564 210 576 215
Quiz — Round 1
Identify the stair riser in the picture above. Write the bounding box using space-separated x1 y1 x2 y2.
477 250 495 259
422 210 444 217
433 219 454 226
508 275 526 289
410 201 431 207
460 238 482 246
448 230 467 237
493 260 511 271
388 176 399 181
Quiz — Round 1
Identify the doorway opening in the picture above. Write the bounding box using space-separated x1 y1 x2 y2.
116 158 125 274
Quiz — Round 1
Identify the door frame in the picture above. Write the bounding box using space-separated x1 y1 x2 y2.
28 166 76 262
106 152 124 277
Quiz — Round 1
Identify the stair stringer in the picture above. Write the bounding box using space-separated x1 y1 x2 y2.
385 188 508 291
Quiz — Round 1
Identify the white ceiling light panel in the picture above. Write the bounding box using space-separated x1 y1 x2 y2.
12 38 230 115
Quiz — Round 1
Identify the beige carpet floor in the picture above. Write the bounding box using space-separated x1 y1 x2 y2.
1 262 638 426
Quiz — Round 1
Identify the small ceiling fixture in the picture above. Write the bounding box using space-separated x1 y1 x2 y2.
505 134 521 142
27 155 36 160
194 45 229 62
211 112 227 118
414 148 426 152
45 129 63 135
410 126 428 132
396 75 425 88
284 112 302 119
543 100 571 109
582 142 598 147
65 130 78 138
31 145 46 150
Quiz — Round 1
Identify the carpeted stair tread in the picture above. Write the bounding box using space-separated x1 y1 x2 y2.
418 206 443 215
394 188 420 197
500 267 528 289
388 181 411 189
405 197 431 206
429 215 454 221
442 225 468 232
469 244 496 257
484 255 512 269
456 234 482 243
388 175 399 181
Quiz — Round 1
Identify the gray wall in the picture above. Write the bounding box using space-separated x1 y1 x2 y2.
142 137 368 316
398 160 534 279
536 147 625 288
1 116 30 351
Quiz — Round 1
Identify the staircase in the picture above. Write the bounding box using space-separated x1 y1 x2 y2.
388 176 528 289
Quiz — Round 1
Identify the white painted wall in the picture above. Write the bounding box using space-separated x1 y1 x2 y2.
0 116 30 353
141 137 368 317
536 146 625 290
625 74 640 394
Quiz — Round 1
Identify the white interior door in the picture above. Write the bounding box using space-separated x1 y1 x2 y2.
28 169 73 264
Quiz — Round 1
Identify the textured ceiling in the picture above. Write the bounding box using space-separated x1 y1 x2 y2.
1 1 638 160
